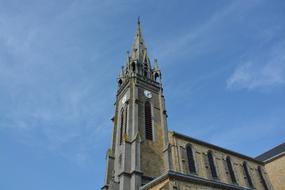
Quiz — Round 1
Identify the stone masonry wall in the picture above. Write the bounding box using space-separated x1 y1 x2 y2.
169 132 273 190
265 155 285 190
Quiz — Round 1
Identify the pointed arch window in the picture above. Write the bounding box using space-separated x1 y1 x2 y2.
186 144 196 174
226 156 237 184
243 162 254 188
258 166 269 190
145 102 153 140
207 151 218 178
119 108 124 145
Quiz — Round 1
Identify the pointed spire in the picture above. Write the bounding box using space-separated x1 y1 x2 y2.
154 59 159 70
124 51 130 68
137 17 141 33
130 17 149 65
136 17 141 37
119 65 124 78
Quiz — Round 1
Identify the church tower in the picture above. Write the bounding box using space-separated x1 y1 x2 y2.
102 20 275 190
102 19 171 190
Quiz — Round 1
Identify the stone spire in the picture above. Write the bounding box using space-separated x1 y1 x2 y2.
117 18 161 87
130 18 150 66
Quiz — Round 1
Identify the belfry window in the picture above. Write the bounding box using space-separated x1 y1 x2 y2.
119 108 124 145
131 62 136 72
243 162 254 188
144 64 148 77
186 144 196 174
154 73 159 82
144 102 153 140
118 79 122 87
207 151 218 178
258 166 269 190
226 156 237 184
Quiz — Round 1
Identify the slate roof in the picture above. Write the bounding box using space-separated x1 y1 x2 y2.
255 142 285 162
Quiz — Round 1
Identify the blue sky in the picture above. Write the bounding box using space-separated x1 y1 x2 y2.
0 0 285 189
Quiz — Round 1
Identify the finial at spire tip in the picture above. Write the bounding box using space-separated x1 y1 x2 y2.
137 16 140 25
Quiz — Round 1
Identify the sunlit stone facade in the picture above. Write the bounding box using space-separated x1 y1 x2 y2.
256 143 285 190
101 20 274 190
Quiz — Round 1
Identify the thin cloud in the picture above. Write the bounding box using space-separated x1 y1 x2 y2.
0 0 117 165
227 42 285 90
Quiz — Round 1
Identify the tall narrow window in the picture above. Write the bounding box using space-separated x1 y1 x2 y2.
119 108 124 145
154 73 159 82
118 79 122 87
131 62 136 72
124 107 128 135
226 156 237 184
243 162 254 188
145 102 153 140
207 151 218 178
186 145 196 174
144 64 148 78
258 166 268 190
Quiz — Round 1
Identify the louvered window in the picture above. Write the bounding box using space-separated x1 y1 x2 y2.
186 145 196 173
145 102 153 140
207 151 218 178
226 156 237 183
243 162 254 188
258 166 268 190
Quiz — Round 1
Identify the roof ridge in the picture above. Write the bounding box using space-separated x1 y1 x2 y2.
255 141 285 161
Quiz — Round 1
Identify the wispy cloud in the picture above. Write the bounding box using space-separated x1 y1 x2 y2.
227 42 285 90
0 0 118 165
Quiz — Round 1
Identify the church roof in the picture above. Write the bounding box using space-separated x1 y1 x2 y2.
255 142 285 163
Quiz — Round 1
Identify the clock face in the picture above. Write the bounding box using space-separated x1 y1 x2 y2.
144 90 152 98
121 95 127 104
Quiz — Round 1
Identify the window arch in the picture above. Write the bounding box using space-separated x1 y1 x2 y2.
258 166 268 190
207 151 218 178
144 102 153 140
243 162 254 188
186 144 196 174
119 108 124 145
226 156 237 184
